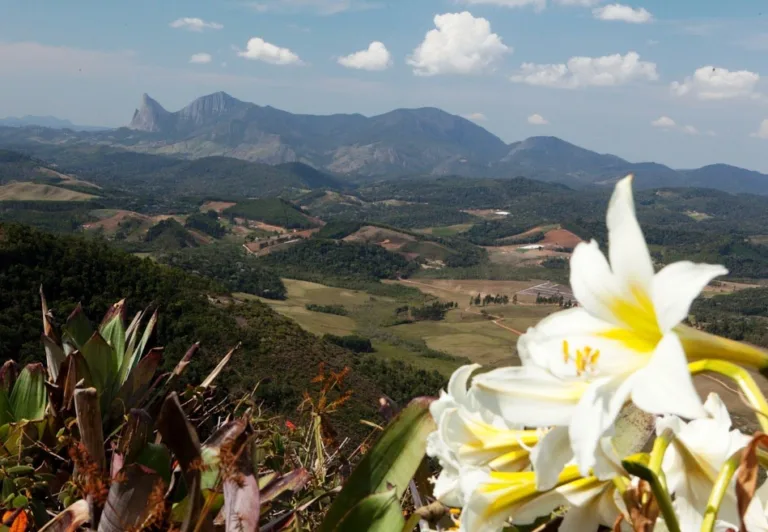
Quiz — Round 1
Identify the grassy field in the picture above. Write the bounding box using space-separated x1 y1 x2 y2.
243 278 560 375
0 182 98 201
416 223 474 237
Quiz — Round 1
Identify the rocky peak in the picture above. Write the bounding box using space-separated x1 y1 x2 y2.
176 92 244 127
128 94 170 132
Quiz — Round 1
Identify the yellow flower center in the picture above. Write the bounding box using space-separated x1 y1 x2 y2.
563 340 601 375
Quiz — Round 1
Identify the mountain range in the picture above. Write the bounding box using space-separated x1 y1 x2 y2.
0 91 766 195
0 115 107 131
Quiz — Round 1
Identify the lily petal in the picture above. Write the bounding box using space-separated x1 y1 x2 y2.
472 366 587 427
518 307 649 377
652 261 727 331
631 334 706 420
606 174 655 292
569 373 635 476
530 426 572 491
569 239 623 326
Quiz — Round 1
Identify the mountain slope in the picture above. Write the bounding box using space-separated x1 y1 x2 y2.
0 115 106 131
0 93 767 194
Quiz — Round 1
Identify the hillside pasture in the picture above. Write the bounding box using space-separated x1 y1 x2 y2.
0 182 98 201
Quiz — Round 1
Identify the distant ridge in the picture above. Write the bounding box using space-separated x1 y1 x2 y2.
0 115 107 131
0 92 766 195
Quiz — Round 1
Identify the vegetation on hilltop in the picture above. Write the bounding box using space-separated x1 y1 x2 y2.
160 244 287 299
224 197 317 229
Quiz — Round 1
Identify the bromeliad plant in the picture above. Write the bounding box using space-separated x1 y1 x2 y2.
42 296 162 423
322 175 768 532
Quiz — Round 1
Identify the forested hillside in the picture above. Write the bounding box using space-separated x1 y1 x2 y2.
0 223 445 438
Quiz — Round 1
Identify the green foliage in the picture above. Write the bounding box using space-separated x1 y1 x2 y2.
323 334 373 353
315 220 364 240
159 244 287 300
143 219 199 250
184 211 226 238
318 398 435 532
224 198 316 229
306 304 348 316
258 239 418 281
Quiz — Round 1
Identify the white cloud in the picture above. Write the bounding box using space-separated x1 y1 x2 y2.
462 112 488 122
752 119 768 139
189 53 212 64
527 113 549 125
651 116 676 128
407 12 510 76
671 66 760 100
511 51 657 89
651 116 701 135
237 38 303 65
593 4 653 23
338 41 392 71
169 17 223 32
682 124 699 135
248 0 381 15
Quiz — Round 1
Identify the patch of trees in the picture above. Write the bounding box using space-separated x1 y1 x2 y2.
323 334 373 353
159 244 287 300
306 303 349 316
542 257 569 269
258 239 418 281
470 294 510 306
409 301 457 321
315 220 364 240
185 210 226 238
144 219 199 250
536 294 575 307
224 198 316 230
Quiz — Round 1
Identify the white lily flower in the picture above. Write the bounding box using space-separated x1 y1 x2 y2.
472 175 749 475
428 365 539 506
658 393 761 531
459 465 627 532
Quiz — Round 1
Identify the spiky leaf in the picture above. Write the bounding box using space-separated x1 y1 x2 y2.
62 304 93 350
99 300 126 369
318 397 435 532
80 332 117 398
41 335 65 382
9 365 46 421
98 464 162 532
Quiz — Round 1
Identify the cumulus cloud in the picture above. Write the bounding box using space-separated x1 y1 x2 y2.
237 38 303 65
752 119 768 139
651 116 676 128
189 53 212 64
671 66 760 100
169 17 223 31
593 4 653 23
651 116 700 135
338 41 392 71
527 113 549 125
407 12 510 76
511 51 657 89
462 112 488 122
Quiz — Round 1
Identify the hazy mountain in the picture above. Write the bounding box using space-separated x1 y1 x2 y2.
0 92 767 194
0 115 107 131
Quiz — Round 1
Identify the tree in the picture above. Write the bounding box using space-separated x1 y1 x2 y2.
512 294 518 305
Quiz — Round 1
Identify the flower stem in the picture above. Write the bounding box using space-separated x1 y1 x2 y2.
648 429 674 492
688 359 768 433
701 450 742 532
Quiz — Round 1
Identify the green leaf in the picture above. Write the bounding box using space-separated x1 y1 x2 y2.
114 348 162 413
334 489 405 532
80 332 117 398
135 443 172 486
318 397 435 532
0 390 12 426
62 304 93 350
9 364 46 421
99 300 126 370
41 335 65 382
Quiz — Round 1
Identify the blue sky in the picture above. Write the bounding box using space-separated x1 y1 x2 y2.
0 0 767 171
